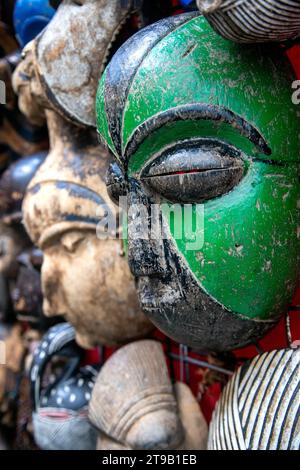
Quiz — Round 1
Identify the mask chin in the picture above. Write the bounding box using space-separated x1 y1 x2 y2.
135 234 276 352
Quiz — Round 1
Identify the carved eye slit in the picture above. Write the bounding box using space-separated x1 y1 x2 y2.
140 139 246 203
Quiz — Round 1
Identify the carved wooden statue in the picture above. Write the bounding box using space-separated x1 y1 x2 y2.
96 13 300 351
14 0 144 128
208 348 300 450
13 0 153 348
22 130 152 348
89 340 208 450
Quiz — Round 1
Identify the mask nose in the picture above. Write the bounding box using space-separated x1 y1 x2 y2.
127 178 168 277
41 259 64 317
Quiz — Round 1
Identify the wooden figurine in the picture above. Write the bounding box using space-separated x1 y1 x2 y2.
15 0 144 128
96 13 300 351
174 381 208 450
22 132 152 348
208 348 300 450
13 1 153 347
89 340 208 450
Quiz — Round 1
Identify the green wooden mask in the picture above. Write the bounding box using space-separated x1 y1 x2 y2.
96 13 300 351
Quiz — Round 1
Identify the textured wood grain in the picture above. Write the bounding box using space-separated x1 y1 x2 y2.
90 340 208 450
208 348 300 450
197 0 300 43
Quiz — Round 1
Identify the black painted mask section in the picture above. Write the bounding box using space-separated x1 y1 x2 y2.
30 323 99 412
106 162 127 204
104 12 197 157
124 174 276 351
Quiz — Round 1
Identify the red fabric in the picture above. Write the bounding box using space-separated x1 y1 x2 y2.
286 45 300 79
82 288 300 424
200 382 222 422
82 348 101 366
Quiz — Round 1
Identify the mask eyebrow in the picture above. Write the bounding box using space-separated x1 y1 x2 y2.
123 103 271 162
